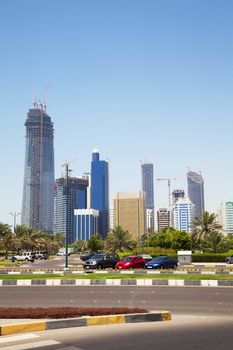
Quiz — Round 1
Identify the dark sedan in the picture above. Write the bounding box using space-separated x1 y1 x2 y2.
145 255 178 269
80 252 95 261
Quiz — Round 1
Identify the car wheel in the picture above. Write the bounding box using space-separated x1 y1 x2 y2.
25 258 28 262
97 264 103 270
226 260 231 264
173 264 178 269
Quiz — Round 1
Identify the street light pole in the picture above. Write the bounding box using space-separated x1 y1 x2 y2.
9 212 21 234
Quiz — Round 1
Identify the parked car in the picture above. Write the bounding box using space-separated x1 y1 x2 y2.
115 255 145 270
33 251 49 260
226 255 233 264
141 254 153 263
83 253 119 270
145 255 178 269
11 252 35 262
56 251 66 256
80 251 95 261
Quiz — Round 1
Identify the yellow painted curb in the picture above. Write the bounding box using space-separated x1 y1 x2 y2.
87 314 125 326
0 321 46 336
161 311 172 321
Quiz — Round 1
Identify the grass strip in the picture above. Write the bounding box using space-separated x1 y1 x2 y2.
0 273 233 280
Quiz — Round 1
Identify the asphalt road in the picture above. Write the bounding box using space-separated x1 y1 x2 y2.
1 315 233 350
0 286 233 316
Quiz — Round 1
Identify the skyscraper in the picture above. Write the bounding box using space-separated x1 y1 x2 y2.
141 162 154 230
114 191 146 239
53 176 88 244
187 171 205 219
173 198 195 233
21 103 54 232
91 149 109 238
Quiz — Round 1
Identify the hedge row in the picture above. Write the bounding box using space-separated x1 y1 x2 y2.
119 250 233 262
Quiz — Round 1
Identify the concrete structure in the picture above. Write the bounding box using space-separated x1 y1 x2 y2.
21 104 54 232
157 208 170 232
91 149 109 238
109 206 114 230
187 171 204 219
141 162 154 230
172 189 185 204
53 176 88 243
74 209 99 240
114 191 146 239
217 201 233 236
173 198 195 233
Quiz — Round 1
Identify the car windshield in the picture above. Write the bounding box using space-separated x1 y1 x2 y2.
151 257 166 262
123 257 133 262
91 254 104 260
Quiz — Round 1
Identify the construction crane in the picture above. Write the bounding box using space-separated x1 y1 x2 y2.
157 177 176 225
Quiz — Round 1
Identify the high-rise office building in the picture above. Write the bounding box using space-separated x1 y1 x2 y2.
91 149 109 238
187 171 205 219
157 208 170 232
74 209 99 240
21 104 54 232
173 198 195 233
53 176 88 243
141 162 154 230
114 191 146 239
217 201 233 236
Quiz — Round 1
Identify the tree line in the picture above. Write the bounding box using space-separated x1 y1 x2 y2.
1 211 233 258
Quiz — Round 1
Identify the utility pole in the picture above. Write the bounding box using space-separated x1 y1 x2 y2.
62 159 77 270
157 177 176 226
9 212 21 234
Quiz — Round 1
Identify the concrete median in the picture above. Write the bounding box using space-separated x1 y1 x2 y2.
0 311 171 336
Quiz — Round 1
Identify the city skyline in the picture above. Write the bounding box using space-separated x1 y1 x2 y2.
1 1 233 226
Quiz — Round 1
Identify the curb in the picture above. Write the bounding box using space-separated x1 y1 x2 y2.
0 311 171 336
0 279 233 287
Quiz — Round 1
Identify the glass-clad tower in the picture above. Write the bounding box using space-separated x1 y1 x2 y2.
21 104 54 232
141 162 154 230
91 149 109 238
187 171 205 219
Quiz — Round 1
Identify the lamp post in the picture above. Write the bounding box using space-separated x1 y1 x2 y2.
9 212 21 234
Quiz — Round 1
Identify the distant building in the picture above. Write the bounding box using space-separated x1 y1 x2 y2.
21 104 54 232
217 201 233 236
173 198 195 233
157 208 170 232
187 171 204 218
141 162 154 230
114 191 146 239
91 149 109 238
172 189 185 204
109 206 114 230
74 209 99 240
53 176 88 244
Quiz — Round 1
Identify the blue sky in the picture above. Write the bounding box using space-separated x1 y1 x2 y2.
1 0 233 226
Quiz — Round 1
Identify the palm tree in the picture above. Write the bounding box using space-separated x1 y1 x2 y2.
0 222 14 258
106 226 136 253
87 234 104 252
192 211 222 245
202 230 228 253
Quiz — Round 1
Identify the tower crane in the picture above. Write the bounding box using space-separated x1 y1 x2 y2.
157 177 176 225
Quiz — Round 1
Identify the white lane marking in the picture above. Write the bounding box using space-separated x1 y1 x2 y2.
2 340 60 350
0 334 39 344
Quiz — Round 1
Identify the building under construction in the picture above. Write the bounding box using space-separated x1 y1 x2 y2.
21 103 54 232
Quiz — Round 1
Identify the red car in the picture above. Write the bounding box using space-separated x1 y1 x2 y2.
115 255 145 270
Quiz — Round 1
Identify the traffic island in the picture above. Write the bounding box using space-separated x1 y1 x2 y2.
0 308 171 336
